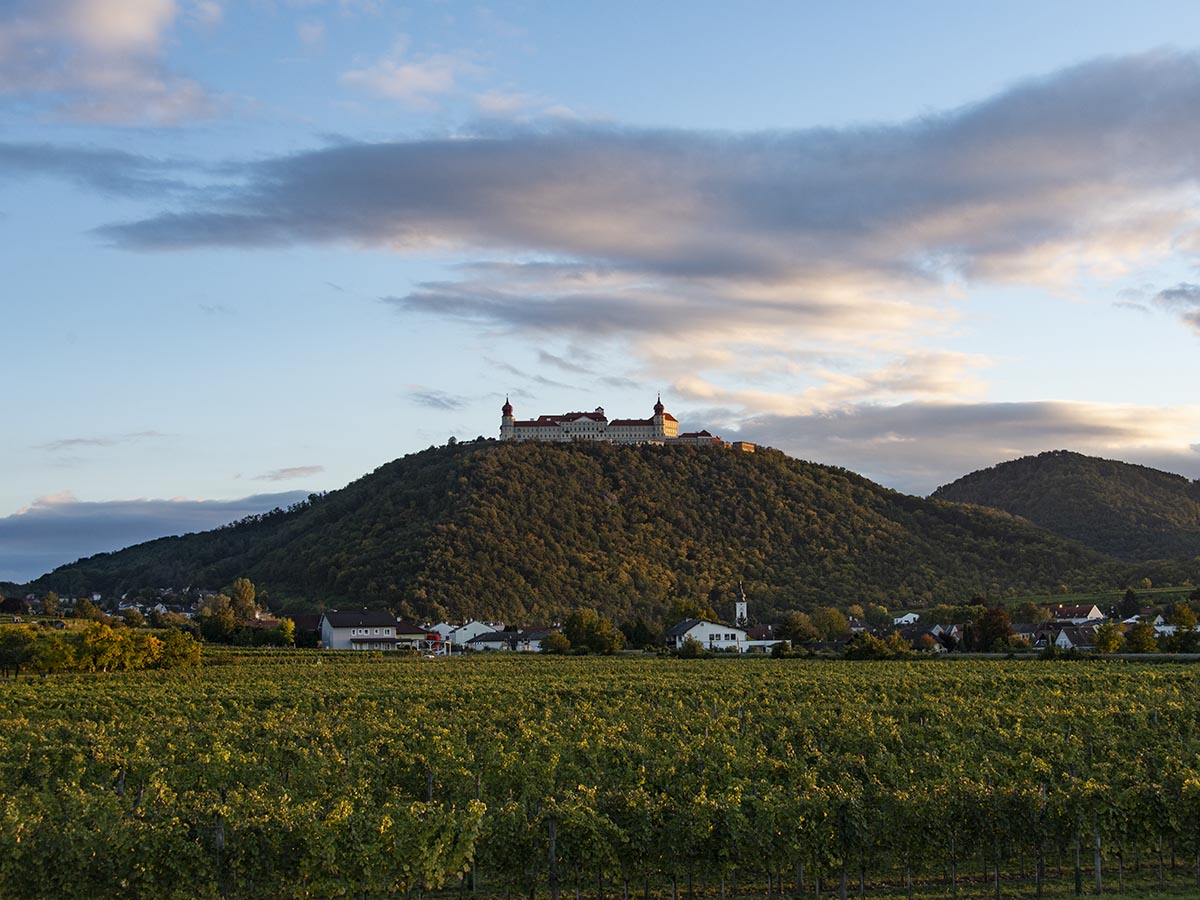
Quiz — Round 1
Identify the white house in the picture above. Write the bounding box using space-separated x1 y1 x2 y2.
320 610 400 650
451 620 506 646
1047 604 1104 624
893 613 920 626
666 618 748 652
466 628 553 652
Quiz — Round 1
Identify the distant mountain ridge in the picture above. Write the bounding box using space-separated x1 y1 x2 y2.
931 450 1200 562
33 442 1195 622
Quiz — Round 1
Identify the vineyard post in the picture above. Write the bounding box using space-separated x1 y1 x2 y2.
549 815 560 900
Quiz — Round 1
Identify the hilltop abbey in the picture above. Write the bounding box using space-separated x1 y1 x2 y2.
500 396 754 451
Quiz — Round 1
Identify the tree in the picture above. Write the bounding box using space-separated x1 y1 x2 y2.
1014 601 1051 624
845 632 912 660
541 632 571 654
1120 588 1141 618
966 605 1013 652
1093 622 1123 654
863 604 891 628
120 608 145 628
74 597 104 621
668 597 718 624
677 636 704 658
563 609 624 655
158 629 202 668
29 633 74 675
230 577 257 620
76 623 127 672
811 607 850 640
846 604 865 620
0 627 37 678
41 591 59 616
1124 621 1159 654
776 611 819 644
621 617 663 649
1166 603 1198 652
275 617 296 646
1169 602 1198 630
197 593 238 643
925 604 961 626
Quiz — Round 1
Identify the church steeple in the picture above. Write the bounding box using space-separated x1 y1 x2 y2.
500 396 515 440
653 393 664 415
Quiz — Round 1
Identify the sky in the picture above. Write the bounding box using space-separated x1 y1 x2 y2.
4 1 1200 583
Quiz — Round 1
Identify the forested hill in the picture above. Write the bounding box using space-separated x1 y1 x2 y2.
35 441 1152 623
931 450 1200 562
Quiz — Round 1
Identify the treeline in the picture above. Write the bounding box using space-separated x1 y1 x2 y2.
38 442 1190 625
932 449 1200 561
2 658 1200 899
0 622 201 678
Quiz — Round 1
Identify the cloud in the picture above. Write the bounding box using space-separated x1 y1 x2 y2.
0 490 310 583
473 89 576 122
1154 282 1200 334
409 389 467 410
188 1 222 29
0 142 186 197
340 36 480 108
95 53 1200 353
484 358 576 390
537 349 593 375
0 0 217 124
733 400 1200 495
37 431 172 452
75 50 1200 407
298 20 325 49
253 465 324 482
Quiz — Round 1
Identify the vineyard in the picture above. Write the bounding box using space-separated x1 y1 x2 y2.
2 654 1199 900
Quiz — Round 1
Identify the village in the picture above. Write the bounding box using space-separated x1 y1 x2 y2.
5 585 1196 657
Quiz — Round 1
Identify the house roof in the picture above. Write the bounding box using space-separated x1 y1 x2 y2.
666 618 746 638
322 609 397 629
515 412 607 427
466 630 517 643
1056 625 1096 647
288 613 322 632
394 620 432 638
666 618 705 637
1048 604 1102 618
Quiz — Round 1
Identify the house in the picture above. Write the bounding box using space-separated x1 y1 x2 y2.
666 618 748 652
320 609 401 650
1046 604 1104 624
466 628 555 652
1054 624 1098 650
434 620 506 647
1011 623 1050 650
288 613 323 648
892 612 920 626
395 621 435 649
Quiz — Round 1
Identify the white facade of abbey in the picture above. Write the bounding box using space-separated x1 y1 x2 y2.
499 396 756 450
500 397 680 443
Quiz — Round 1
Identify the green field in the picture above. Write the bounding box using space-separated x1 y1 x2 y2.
3 654 1200 900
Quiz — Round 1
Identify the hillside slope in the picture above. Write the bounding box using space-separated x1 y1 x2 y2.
931 450 1200 562
36 441 1140 622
